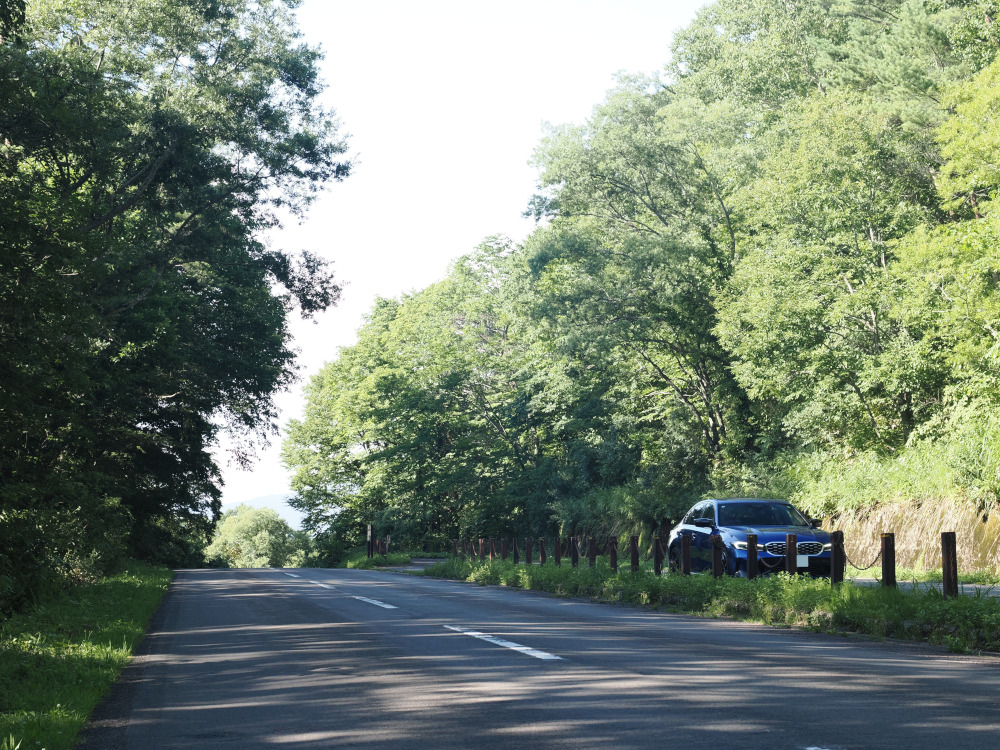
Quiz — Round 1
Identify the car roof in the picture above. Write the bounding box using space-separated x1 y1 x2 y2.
708 498 789 504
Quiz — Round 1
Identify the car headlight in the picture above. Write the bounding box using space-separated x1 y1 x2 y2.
732 541 765 551
823 543 832 550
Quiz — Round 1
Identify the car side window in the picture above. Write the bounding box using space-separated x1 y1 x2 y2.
703 503 716 524
682 505 699 524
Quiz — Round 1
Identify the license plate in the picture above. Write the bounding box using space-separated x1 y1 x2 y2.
797 554 809 568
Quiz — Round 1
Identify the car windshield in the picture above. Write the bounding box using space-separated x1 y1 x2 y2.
717 502 809 527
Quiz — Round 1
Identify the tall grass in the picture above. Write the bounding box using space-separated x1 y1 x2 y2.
0 562 172 750
425 558 1000 653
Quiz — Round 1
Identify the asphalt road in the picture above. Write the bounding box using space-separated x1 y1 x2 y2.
79 567 1000 749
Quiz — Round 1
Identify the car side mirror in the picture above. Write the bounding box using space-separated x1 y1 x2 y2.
810 518 822 529
693 518 714 528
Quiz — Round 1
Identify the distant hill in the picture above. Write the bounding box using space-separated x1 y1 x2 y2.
221 494 306 530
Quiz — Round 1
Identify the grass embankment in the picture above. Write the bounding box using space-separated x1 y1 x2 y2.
341 548 449 569
425 558 1000 653
0 562 173 750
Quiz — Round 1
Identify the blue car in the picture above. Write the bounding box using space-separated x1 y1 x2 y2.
666 498 832 577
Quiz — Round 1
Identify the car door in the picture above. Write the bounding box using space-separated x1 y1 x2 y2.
689 501 716 571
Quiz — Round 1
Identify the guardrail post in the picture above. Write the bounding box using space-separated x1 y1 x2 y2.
610 538 618 573
831 530 845 585
539 538 547 565
367 524 374 558
588 537 597 567
746 533 758 579
710 535 724 578
881 532 896 588
653 537 664 576
571 537 579 567
512 537 519 564
526 537 533 566
681 534 691 575
785 533 797 574
630 535 639 573
942 531 958 597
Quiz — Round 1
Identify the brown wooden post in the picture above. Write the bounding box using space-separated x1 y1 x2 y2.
539 538 547 565
653 537 664 576
526 537 533 566
746 533 758 580
512 537 520 565
571 537 579 568
554 537 561 567
630 535 639 573
501 538 508 561
681 534 691 575
452 539 458 558
881 532 896 588
610 538 618 573
785 533 798 574
830 530 845 585
711 535 724 578
942 531 958 598
588 537 597 567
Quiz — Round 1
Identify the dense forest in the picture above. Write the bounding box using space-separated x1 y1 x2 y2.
283 0 1000 563
0 0 349 612
5 0 1000 607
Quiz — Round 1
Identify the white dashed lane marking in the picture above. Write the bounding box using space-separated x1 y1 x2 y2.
445 625 562 661
352 596 398 609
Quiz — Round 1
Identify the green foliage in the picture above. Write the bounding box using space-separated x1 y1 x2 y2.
937 58 1000 212
0 562 172 750
282 0 1000 558
1 0 348 609
203 505 311 568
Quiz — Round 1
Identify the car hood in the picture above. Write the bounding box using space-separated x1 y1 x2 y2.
723 526 829 542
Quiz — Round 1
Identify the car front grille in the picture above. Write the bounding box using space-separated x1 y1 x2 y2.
763 541 824 556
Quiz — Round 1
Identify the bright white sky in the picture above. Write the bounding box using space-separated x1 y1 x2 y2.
216 0 709 520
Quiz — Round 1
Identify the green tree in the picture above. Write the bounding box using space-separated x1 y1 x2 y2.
205 505 310 568
0 0 348 610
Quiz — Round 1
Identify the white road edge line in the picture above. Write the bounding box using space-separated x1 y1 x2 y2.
314 582 333 589
445 625 562 661
283 572 300 578
352 596 397 609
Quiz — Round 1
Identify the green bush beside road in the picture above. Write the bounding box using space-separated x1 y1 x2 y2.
425 558 1000 653
0 562 172 750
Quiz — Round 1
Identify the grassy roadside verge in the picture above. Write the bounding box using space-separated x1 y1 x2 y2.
425 558 1000 653
340 548 450 569
0 562 173 750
